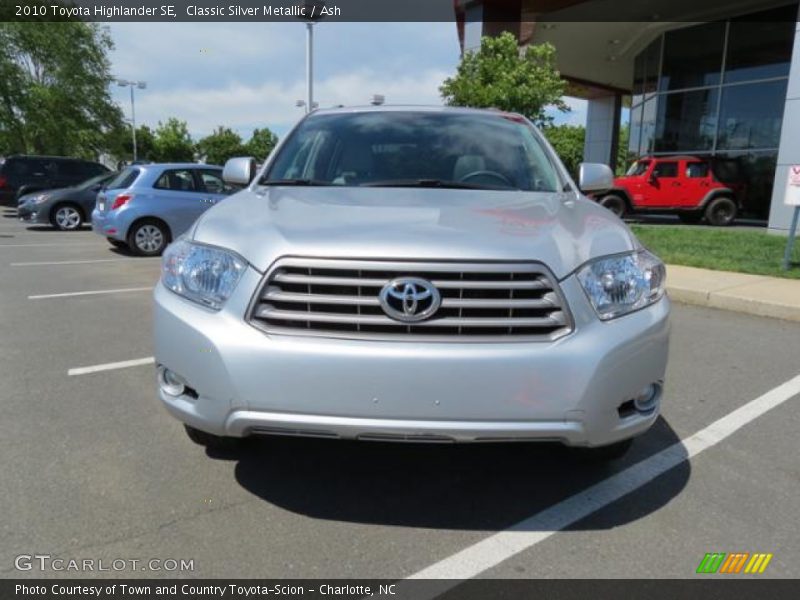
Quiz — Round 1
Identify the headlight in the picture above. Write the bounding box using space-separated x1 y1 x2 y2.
19 194 43 206
161 239 247 310
577 250 666 320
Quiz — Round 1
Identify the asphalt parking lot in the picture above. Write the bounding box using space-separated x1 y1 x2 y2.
1 208 799 580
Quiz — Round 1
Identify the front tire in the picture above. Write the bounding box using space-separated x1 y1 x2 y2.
50 204 84 231
599 194 627 218
184 425 241 452
704 196 737 227
128 218 169 256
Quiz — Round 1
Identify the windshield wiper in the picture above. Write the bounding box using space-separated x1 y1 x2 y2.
259 178 331 186
360 178 510 190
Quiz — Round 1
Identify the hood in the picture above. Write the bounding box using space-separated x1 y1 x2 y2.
19 188 57 200
17 188 58 206
42 187 80 200
191 187 638 279
613 174 637 185
21 186 78 200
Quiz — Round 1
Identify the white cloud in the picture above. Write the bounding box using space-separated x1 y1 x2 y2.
108 23 296 82
548 97 588 127
131 68 450 139
106 22 459 141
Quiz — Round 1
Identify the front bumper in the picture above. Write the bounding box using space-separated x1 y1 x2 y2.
17 202 48 224
154 268 670 447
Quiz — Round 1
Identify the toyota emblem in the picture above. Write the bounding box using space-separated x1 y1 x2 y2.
378 278 441 323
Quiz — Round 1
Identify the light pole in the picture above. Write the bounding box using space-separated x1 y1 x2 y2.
117 79 147 161
295 100 319 111
296 1 325 114
305 21 313 113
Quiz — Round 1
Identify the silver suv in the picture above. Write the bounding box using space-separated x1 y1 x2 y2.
154 106 670 460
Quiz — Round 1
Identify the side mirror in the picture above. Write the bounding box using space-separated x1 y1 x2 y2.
578 162 614 192
223 157 257 185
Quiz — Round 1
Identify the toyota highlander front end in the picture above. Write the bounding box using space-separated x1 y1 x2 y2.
153 106 670 459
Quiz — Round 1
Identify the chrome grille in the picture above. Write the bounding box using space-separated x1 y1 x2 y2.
248 259 573 341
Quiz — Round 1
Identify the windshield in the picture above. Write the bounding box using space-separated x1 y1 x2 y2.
626 160 650 176
263 111 563 192
76 171 116 190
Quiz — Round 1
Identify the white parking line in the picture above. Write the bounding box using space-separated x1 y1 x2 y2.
67 357 155 376
12 258 156 267
406 373 800 583
28 286 152 299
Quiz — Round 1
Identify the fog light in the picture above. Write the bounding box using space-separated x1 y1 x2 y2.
633 383 659 412
158 366 186 397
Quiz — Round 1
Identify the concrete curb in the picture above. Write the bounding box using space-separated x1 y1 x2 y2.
666 265 800 322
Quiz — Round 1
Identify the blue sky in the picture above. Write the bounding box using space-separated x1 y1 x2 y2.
106 22 589 141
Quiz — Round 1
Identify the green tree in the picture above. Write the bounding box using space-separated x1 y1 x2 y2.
108 123 157 163
0 20 124 158
545 122 631 178
246 127 278 161
134 125 157 162
440 33 568 126
196 126 247 166
152 118 194 162
543 124 585 179
616 123 631 176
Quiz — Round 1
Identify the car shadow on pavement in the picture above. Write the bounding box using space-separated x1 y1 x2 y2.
18 225 91 232
108 246 138 257
229 416 688 531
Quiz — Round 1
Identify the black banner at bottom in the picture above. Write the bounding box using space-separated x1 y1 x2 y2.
4 579 800 600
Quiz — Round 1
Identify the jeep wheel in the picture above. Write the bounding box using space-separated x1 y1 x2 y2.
705 196 737 227
599 194 627 218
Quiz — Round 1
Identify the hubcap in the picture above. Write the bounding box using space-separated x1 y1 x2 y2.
715 205 732 222
55 207 81 229
604 199 624 216
134 225 163 252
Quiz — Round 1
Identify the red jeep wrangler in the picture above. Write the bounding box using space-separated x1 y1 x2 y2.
595 156 746 226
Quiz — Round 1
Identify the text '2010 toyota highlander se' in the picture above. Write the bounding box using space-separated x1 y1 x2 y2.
154 106 670 460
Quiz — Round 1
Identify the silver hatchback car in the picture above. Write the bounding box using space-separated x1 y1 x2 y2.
154 106 670 460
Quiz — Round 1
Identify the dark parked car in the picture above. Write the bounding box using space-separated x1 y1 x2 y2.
0 155 109 207
17 171 118 231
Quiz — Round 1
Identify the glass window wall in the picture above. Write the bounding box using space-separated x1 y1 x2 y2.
626 3 796 214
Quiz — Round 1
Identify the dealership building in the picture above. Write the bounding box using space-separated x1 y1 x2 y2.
455 0 800 231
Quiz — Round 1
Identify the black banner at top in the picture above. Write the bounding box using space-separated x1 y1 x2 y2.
6 0 455 22
6 0 800 23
